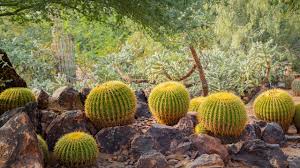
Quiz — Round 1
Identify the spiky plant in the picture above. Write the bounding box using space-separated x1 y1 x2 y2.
85 81 136 128
0 87 36 114
293 104 300 132
148 81 190 125
254 89 295 131
189 97 205 112
54 131 99 167
292 79 300 96
198 92 247 136
194 123 207 134
37 135 49 163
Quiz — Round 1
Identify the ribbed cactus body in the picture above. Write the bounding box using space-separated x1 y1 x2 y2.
292 79 300 96
189 97 205 112
254 89 295 131
85 81 136 128
198 92 247 136
37 135 49 163
54 132 99 167
194 123 207 134
293 104 300 132
148 81 190 125
0 87 36 114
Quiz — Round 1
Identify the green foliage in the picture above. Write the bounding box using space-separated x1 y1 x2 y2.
293 104 300 132
37 135 49 163
54 131 98 167
85 81 136 128
198 92 247 136
189 97 205 112
148 81 190 125
194 123 207 134
254 89 295 130
0 87 36 114
292 79 300 96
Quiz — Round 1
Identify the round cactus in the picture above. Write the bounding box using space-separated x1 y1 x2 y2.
0 87 36 114
194 123 207 134
189 97 205 112
85 81 136 128
198 92 247 136
148 81 190 125
54 131 99 167
254 89 295 131
292 78 300 96
293 104 300 132
37 135 49 163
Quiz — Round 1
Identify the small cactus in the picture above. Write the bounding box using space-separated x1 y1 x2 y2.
37 135 49 163
54 131 99 167
0 87 36 114
194 123 207 134
254 89 295 131
293 104 300 132
148 81 190 125
198 92 247 136
85 81 136 128
189 97 205 112
292 78 300 96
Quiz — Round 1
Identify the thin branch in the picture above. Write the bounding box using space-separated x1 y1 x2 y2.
177 64 196 81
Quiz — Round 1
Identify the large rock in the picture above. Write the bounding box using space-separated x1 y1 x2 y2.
174 116 195 136
48 86 83 112
33 89 49 110
46 110 96 150
0 112 43 167
131 135 157 159
40 110 58 136
79 87 91 104
262 122 286 146
186 154 225 168
240 123 261 141
230 139 288 168
135 102 151 119
288 156 300 168
0 49 27 93
135 89 147 103
95 125 138 154
136 151 169 168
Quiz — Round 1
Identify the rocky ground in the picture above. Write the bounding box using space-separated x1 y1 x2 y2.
0 87 300 168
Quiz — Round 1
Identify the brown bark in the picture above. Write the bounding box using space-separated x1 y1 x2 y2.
189 45 209 96
261 61 271 87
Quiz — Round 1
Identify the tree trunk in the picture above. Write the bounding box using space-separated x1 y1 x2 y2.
189 45 209 96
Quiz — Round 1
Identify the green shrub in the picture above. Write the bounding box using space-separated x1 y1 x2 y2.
292 79 300 96
85 81 136 128
189 97 205 112
148 81 190 125
198 92 247 136
54 131 99 167
254 89 295 131
37 135 49 163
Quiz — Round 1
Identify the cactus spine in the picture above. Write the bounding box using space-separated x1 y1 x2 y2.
54 131 99 167
254 89 295 131
148 81 190 125
198 92 247 136
0 87 36 114
189 97 205 112
292 78 300 96
85 81 136 128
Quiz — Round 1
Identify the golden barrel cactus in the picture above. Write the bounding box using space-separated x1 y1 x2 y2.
189 97 205 112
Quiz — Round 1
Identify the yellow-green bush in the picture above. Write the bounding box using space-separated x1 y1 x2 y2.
189 97 205 112
85 81 136 128
254 89 295 131
148 81 190 125
292 79 300 96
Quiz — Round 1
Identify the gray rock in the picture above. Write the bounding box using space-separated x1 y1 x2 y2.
186 111 198 126
262 122 286 146
40 110 58 136
131 135 157 159
33 89 49 110
240 123 261 141
186 154 225 168
135 102 151 119
136 151 169 168
174 116 195 136
288 156 300 168
79 87 91 104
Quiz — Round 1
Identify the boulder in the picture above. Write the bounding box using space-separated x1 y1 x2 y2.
231 139 288 168
79 87 91 104
131 135 157 159
135 89 147 103
174 116 195 136
46 110 96 150
48 86 83 112
95 125 138 154
33 89 49 110
288 156 300 168
136 151 169 168
186 111 198 126
0 112 43 167
40 110 58 136
240 123 261 141
186 154 225 168
135 102 151 119
262 122 286 146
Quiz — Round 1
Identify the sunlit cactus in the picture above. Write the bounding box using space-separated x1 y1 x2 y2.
194 123 207 134
148 81 190 125
54 131 99 167
0 87 36 114
85 81 136 128
292 78 300 96
293 104 300 132
37 135 49 163
254 89 295 131
198 92 247 136
189 96 205 112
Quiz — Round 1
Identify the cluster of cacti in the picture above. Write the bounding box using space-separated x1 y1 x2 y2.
254 89 295 131
293 104 300 132
292 78 300 96
0 87 36 114
148 81 190 125
198 92 247 136
85 81 137 128
54 131 99 167
37 135 49 163
194 123 207 134
189 97 205 112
